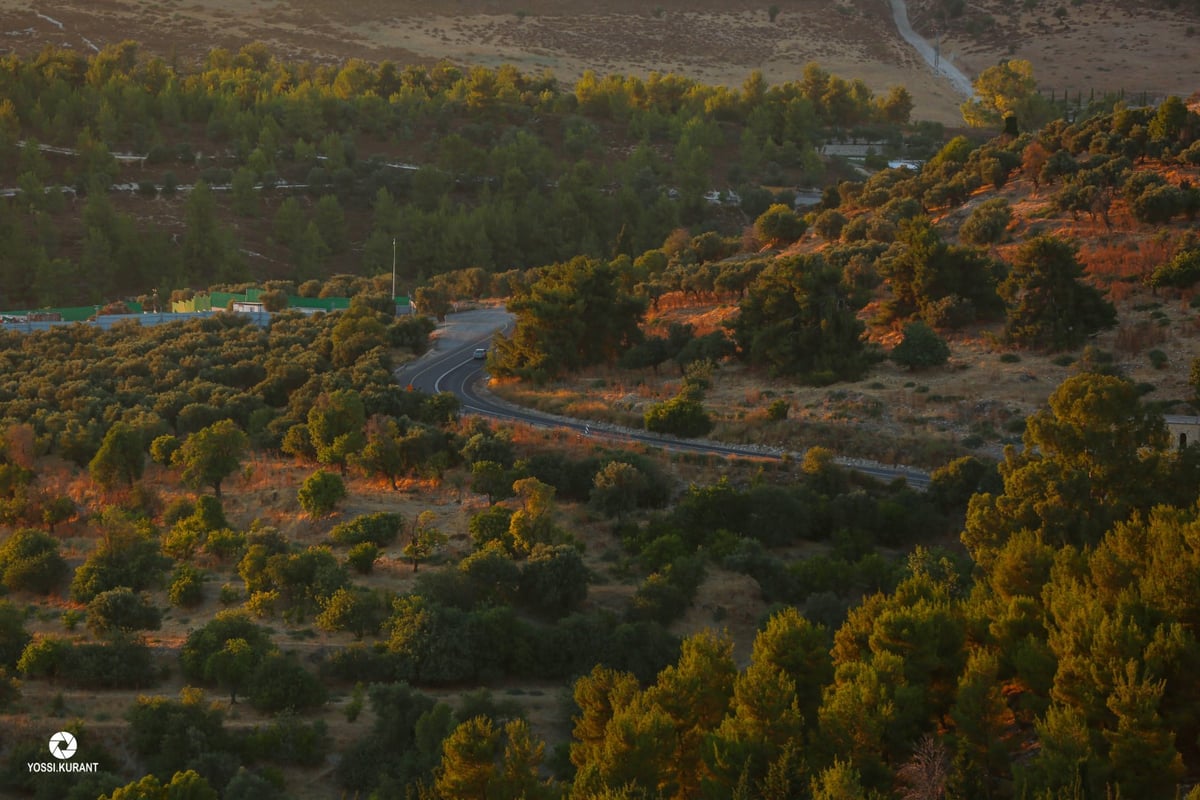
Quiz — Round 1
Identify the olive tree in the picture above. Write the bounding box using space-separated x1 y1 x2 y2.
173 420 248 498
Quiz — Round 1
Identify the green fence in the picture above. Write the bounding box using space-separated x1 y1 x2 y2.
287 296 351 312
0 302 143 321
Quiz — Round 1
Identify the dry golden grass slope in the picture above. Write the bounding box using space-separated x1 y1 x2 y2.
910 0 1200 103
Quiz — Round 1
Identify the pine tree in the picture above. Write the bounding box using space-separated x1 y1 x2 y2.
948 650 1011 797
704 660 806 794
434 716 499 799
1000 235 1116 350
1103 661 1185 797
570 665 641 773
644 630 738 796
751 607 833 726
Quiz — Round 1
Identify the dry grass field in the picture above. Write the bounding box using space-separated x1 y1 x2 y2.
909 0 1200 103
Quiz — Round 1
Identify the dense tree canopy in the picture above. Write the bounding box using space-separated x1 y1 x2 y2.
491 257 647 382
731 254 869 382
879 216 1003 326
0 44 912 309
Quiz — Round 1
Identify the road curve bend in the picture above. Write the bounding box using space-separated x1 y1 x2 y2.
394 308 931 490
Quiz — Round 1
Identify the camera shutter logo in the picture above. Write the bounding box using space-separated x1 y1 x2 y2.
48 731 77 760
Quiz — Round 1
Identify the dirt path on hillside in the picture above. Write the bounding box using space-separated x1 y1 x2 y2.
888 0 975 98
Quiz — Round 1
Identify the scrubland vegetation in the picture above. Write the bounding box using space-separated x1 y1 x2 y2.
3 38 1200 800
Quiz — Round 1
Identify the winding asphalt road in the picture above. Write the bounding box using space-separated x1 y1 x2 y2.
394 309 932 490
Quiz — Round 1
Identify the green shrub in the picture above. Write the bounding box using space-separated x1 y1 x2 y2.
0 528 68 594
70 522 170 602
921 294 976 330
1130 183 1183 224
346 543 380 574
249 652 327 713
205 528 247 562
161 496 195 526
1003 417 1027 434
86 588 162 636
345 682 365 722
813 209 848 240
644 395 713 438
959 198 1012 245
169 565 206 608
150 434 181 466
246 590 280 618
891 322 951 369
243 712 330 766
298 470 346 517
1147 248 1200 289
179 610 274 684
519 545 590 617
840 214 869 242
469 506 516 552
627 573 690 625
754 203 807 247
1183 139 1200 165
330 513 403 547
19 635 158 689
316 588 388 638
766 398 790 421
219 583 242 606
